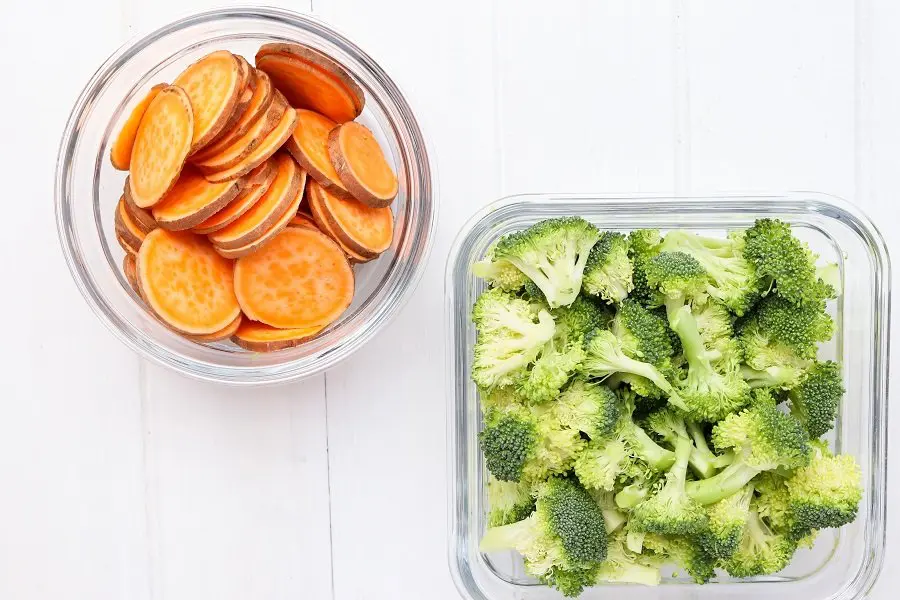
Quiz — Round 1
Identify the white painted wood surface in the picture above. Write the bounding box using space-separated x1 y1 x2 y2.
0 1 896 599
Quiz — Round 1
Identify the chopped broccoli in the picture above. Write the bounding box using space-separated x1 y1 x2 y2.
787 361 844 439
574 437 630 492
478 386 521 413
581 330 679 402
582 231 634 303
696 485 755 560
753 472 792 532
473 236 530 291
493 217 601 309
739 293 833 369
589 489 628 533
555 378 621 440
642 532 717 584
487 475 535 526
721 507 796 577
472 288 556 389
645 408 726 480
595 530 662 585
627 229 663 304
694 301 743 372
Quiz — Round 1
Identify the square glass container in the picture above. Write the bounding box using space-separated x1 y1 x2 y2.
446 193 890 600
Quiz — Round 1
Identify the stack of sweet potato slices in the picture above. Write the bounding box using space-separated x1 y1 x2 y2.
109 44 399 351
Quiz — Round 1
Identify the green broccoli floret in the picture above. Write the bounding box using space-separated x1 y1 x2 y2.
742 218 834 306
574 437 630 492
645 408 727 480
581 330 680 403
480 477 608 597
660 230 761 316
493 217 601 309
487 475 535 526
582 231 634 303
479 405 584 482
721 507 796 577
642 532 718 584
552 295 613 337
627 229 663 304
696 485 755 560
787 361 844 439
595 530 662 585
630 433 708 537
612 299 677 369
783 442 862 541
686 402 810 505
694 301 743 372
739 293 833 370
478 386 521 413
615 479 660 510
472 237 530 291
471 288 556 389
753 472 792 532
555 378 621 440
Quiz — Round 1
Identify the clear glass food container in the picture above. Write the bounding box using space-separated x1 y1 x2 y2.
55 6 435 385
446 193 890 600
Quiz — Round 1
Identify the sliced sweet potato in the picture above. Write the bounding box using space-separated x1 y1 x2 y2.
193 92 287 174
122 182 158 233
327 121 398 207
187 313 243 343
213 172 304 259
192 161 277 234
285 109 353 199
208 153 303 249
256 44 364 122
128 86 194 208
241 160 275 188
150 168 242 231
123 253 139 293
288 212 318 230
173 50 244 152
116 232 139 256
204 107 298 183
137 229 240 335
236 55 252 92
110 83 167 170
231 319 325 352
115 196 149 250
234 227 354 329
190 69 274 164
307 179 392 257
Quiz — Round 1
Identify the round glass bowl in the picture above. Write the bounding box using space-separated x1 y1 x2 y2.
55 7 436 385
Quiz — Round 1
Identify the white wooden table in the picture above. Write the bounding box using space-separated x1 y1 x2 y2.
1 1 897 598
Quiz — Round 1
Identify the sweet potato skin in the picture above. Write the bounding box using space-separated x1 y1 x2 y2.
327 121 398 208
231 319 325 352
285 109 355 200
122 253 140 293
174 50 244 153
203 107 298 183
192 161 277 234
306 179 391 258
121 185 158 234
288 213 318 230
151 169 243 231
115 196 148 250
110 83 167 170
116 232 139 256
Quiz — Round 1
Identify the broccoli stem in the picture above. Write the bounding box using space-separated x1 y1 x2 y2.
665 300 711 375
685 459 760 505
686 421 730 478
625 529 645 553
479 516 532 552
628 424 676 471
599 563 662 586
602 508 627 533
615 482 650 509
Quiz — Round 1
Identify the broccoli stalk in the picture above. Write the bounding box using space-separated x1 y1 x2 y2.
595 531 662 586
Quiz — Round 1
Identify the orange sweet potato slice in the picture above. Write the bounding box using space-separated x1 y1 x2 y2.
110 83 167 170
123 253 139 293
231 320 325 352
307 179 392 257
190 69 274 164
173 50 244 152
128 86 194 208
187 313 243 343
122 181 158 233
255 44 364 123
116 232 139 256
150 168 243 231
137 229 241 335
203 107 298 183
213 171 305 259
285 109 354 199
115 196 149 250
208 153 303 249
327 121 398 208
192 161 277 234
288 212 318 230
193 92 287 174
234 227 354 329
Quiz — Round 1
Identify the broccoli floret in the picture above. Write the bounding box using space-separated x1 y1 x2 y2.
493 217 601 309
784 442 862 541
740 364 808 390
643 533 718 584
686 402 810 505
631 433 708 537
581 330 680 403
696 485 755 560
487 475 535 526
722 507 796 577
742 218 834 306
645 408 726 480
472 288 556 389
694 301 743 372
574 437 631 492
473 237 530 291
478 386 521 413
555 378 621 440
612 299 677 369
753 472 792 532
686 420 733 478
627 229 663 304
552 295 613 338
660 230 761 316
582 231 634 303
787 361 844 439
739 294 833 370
480 477 608 597
595 530 662 585
479 405 584 482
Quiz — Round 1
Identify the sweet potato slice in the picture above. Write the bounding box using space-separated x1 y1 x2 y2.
123 253 139 293
137 229 240 335
173 50 244 152
128 86 194 208
203 107 298 183
192 161 277 234
115 196 149 250
285 109 354 199
213 172 305 259
288 212 318 230
307 179 392 257
110 83 167 170
116 232 139 256
150 168 242 231
193 92 287 174
190 69 274 164
234 227 354 329
208 153 303 249
187 313 243 343
255 44 364 123
231 320 325 352
327 121 398 207
122 182 158 233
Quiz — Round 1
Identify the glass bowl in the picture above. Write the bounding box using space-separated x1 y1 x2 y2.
446 193 890 600
55 6 435 385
